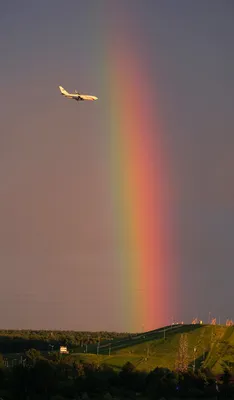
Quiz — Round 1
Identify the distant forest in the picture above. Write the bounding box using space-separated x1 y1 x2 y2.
0 330 128 354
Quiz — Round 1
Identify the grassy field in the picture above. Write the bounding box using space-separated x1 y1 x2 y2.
71 324 234 374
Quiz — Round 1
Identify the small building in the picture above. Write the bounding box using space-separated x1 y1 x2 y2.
60 346 69 354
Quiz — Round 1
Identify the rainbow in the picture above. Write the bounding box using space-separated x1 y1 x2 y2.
103 15 177 333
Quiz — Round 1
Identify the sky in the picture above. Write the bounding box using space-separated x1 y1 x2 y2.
0 0 234 332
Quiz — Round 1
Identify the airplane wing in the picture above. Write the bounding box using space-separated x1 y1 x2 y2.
78 94 98 101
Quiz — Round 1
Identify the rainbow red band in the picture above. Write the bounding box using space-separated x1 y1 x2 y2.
106 44 176 332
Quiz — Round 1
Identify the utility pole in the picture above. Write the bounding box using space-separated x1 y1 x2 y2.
175 333 188 372
193 347 197 372
108 344 111 356
97 342 100 355
164 327 166 340
203 344 205 361
208 311 211 324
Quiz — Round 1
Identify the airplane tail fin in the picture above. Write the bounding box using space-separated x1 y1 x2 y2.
59 86 69 95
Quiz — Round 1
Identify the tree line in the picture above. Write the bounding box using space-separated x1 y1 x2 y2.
0 330 128 354
0 349 232 400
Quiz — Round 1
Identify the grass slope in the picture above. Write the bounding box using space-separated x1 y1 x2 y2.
74 325 234 374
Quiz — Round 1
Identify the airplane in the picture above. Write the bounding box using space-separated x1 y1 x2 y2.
58 86 98 102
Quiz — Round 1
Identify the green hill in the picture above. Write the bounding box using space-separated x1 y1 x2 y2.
73 324 234 374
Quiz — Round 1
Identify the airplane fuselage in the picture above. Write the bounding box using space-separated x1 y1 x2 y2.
58 86 98 101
